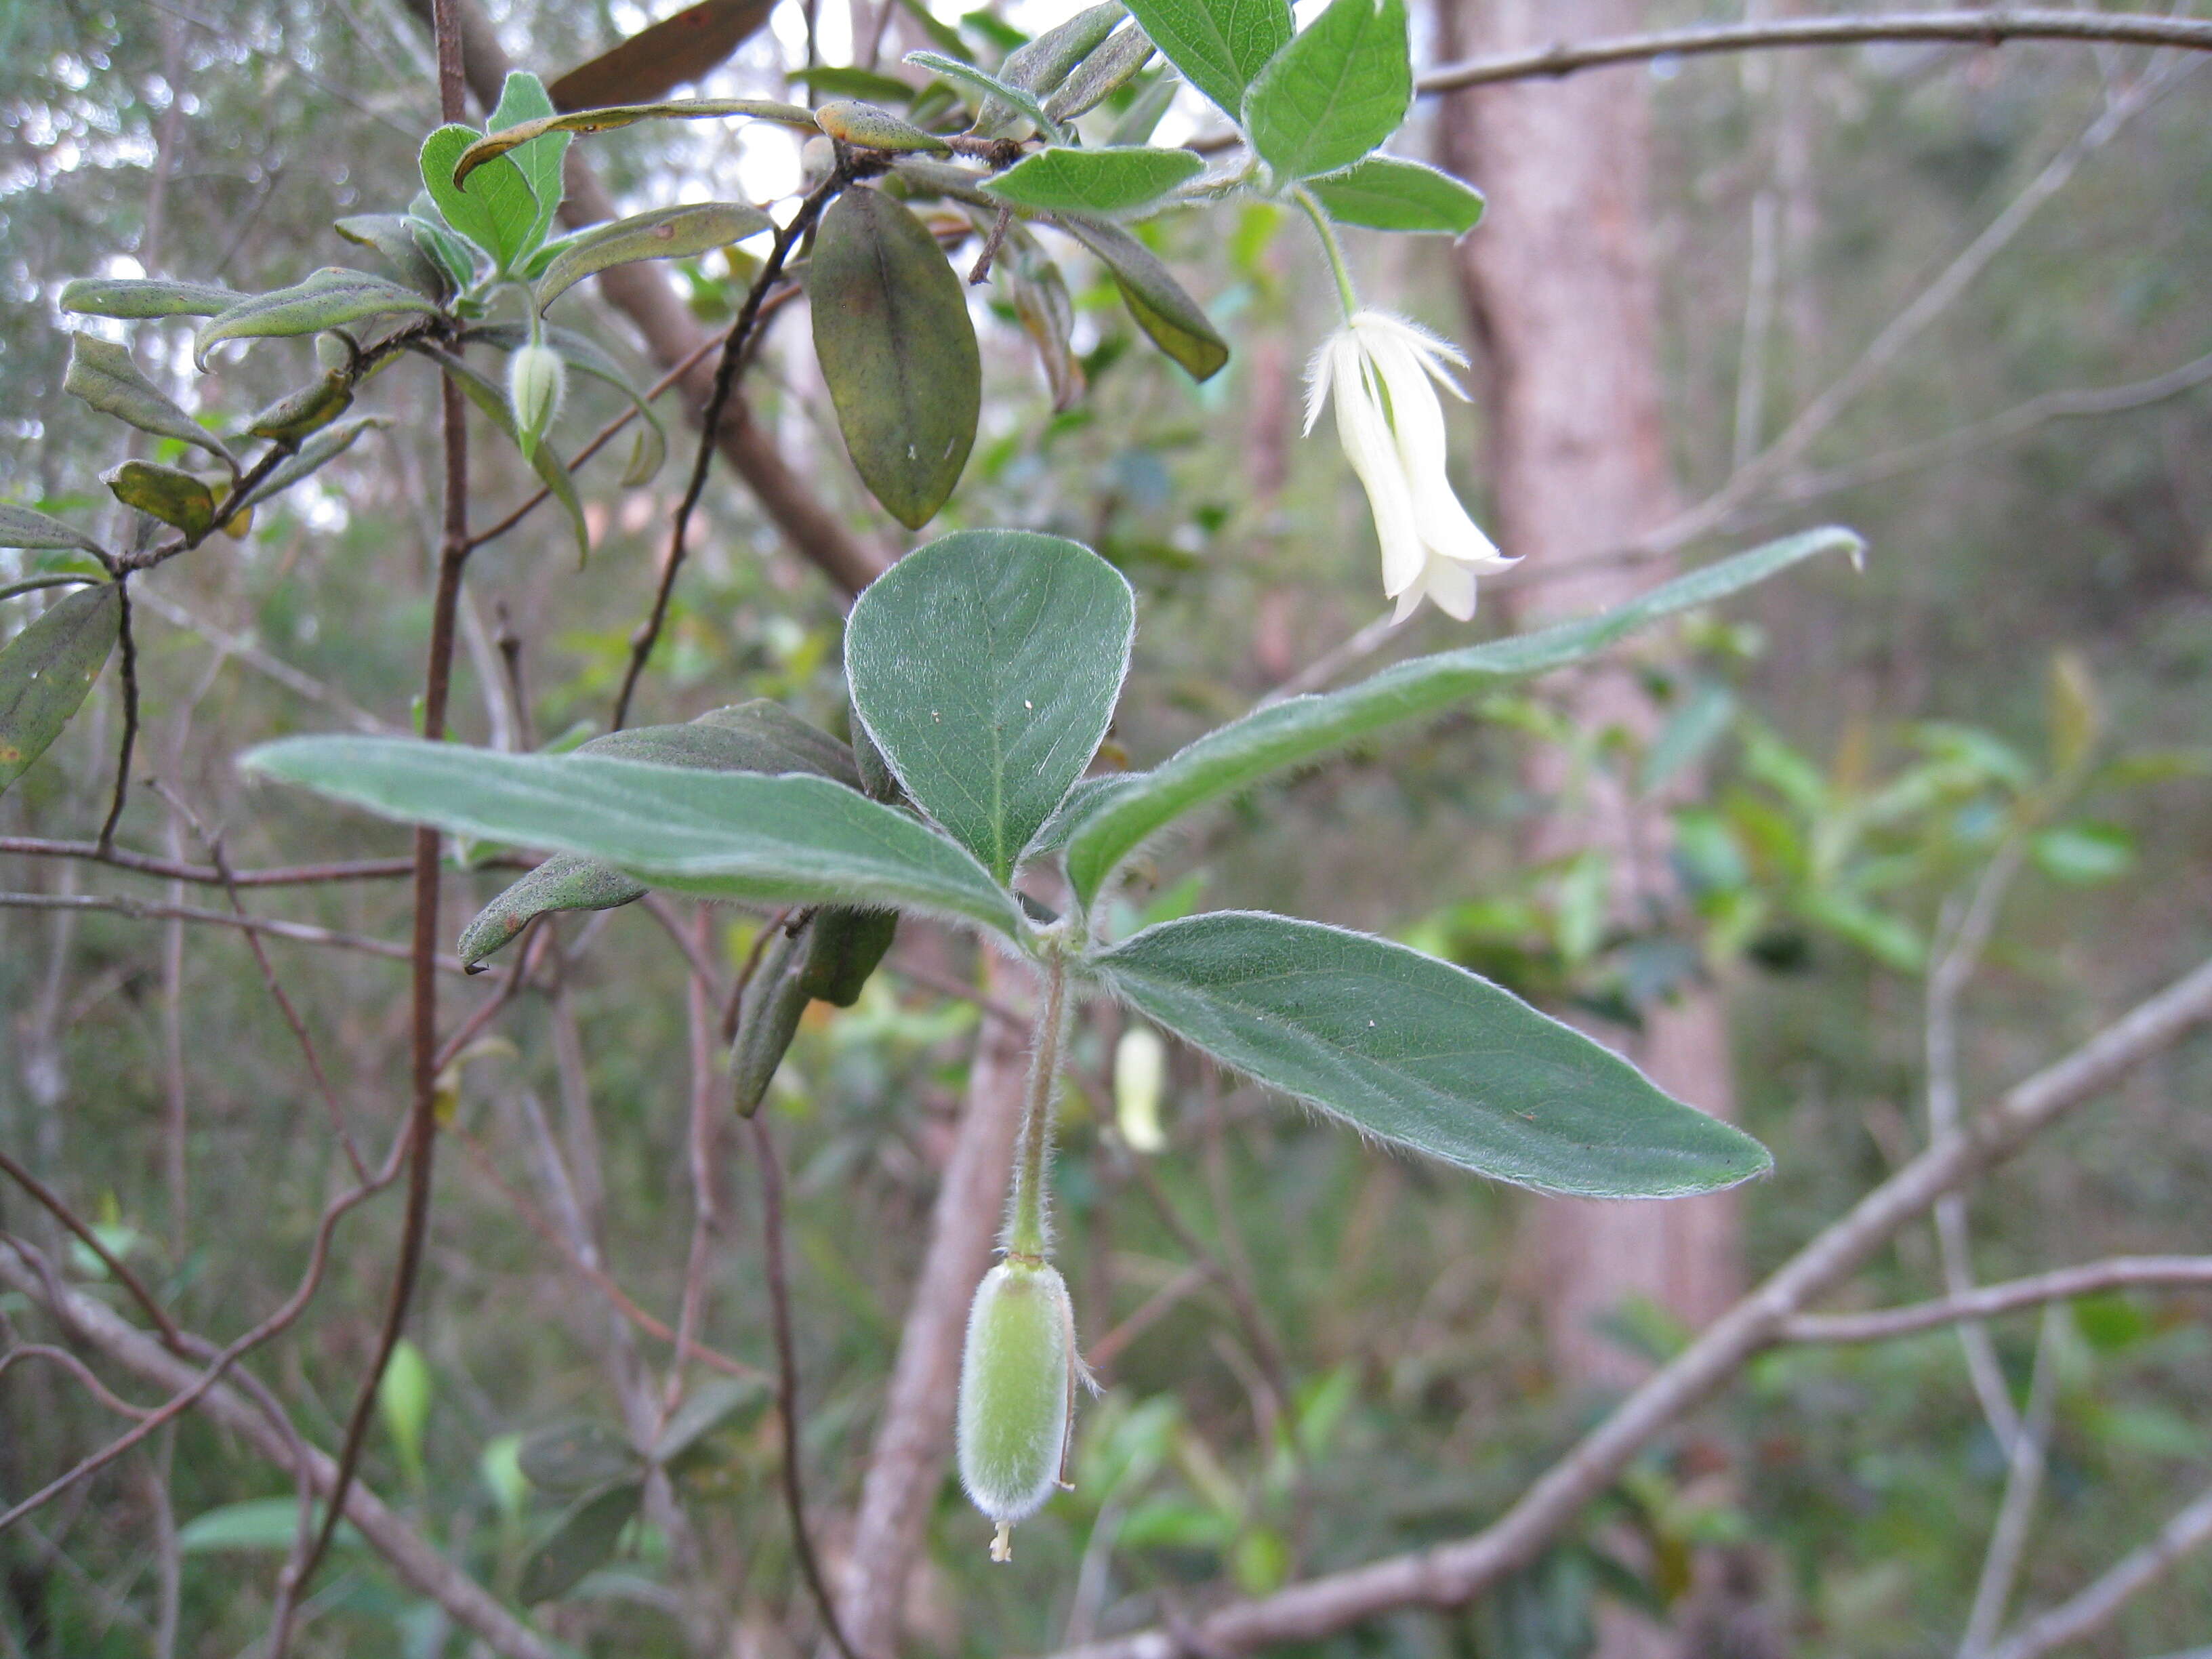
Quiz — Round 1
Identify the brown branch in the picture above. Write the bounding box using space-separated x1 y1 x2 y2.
291 21 473 1595
0 1241 553 1659
0 1147 186 1351
1044 953 2212 1659
0 841 446 888
610 167 846 731
95 579 138 854
1782 1256 2212 1343
0 1344 155 1420
749 1115 859 1659
1984 1477 2212 1659
0 890 461 970
1416 10 2212 95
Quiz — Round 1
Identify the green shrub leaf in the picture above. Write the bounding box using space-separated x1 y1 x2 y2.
1120 0 1291 119
0 581 119 795
809 185 980 529
1094 912 1771 1195
1307 155 1484 234
1242 0 1410 183
241 738 1025 937
846 530 1134 881
1066 527 1863 902
987 146 1203 217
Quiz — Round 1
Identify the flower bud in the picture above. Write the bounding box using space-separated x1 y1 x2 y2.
956 1258 1076 1561
506 342 566 463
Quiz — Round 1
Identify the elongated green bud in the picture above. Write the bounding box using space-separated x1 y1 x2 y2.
956 1258 1076 1561
506 342 565 462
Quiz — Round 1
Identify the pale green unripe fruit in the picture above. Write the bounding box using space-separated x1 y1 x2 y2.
956 1258 1075 1561
506 342 566 462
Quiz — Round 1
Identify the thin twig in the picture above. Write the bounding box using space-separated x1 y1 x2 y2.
748 1115 861 1659
96 579 138 853
447 1122 769 1387
0 890 458 969
1961 1308 2064 1657
1780 1256 2212 1343
1042 953 2212 1659
1416 10 2212 96
0 1148 186 1349
610 168 848 731
0 1344 155 1420
288 18 473 1600
659 907 726 1432
1986 1479 2212 1659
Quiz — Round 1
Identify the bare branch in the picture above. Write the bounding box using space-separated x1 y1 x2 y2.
1961 1308 2064 1656
0 1242 553 1659
1044 953 2212 1658
1986 1479 2212 1659
1782 1257 2212 1342
0 889 461 970
1418 11 2212 96
0 837 436 887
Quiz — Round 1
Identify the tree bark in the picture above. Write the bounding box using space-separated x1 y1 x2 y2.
1438 0 1746 1412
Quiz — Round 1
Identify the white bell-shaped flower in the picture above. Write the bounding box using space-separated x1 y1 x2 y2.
1305 310 1514 621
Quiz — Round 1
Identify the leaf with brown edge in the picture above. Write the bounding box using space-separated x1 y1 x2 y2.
808 185 980 529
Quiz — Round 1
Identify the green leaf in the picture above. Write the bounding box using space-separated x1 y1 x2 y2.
244 374 354 443
1243 0 1410 183
1065 527 1862 903
194 269 442 369
59 276 243 318
986 146 1202 218
651 1377 766 1467
101 461 216 536
62 336 232 468
1092 912 1770 1195
2030 821 2135 885
334 213 453 299
449 99 816 188
809 185 981 529
231 417 390 516
459 854 648 969
903 50 1063 140
518 1422 642 1495
1307 155 1483 234
415 344 588 562
1045 22 1158 122
1120 0 1291 119
420 124 542 273
488 71 570 255
0 582 119 794
409 205 480 291
846 531 1134 880
240 739 1026 938
177 1499 361 1555
0 504 107 556
987 0 1125 129
1055 216 1228 381
520 1481 642 1603
457 701 864 966
813 98 951 152
533 201 771 311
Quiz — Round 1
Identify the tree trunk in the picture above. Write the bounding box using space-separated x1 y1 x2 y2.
1437 0 1746 1420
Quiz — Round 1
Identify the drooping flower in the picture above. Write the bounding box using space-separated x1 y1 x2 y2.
1305 310 1514 621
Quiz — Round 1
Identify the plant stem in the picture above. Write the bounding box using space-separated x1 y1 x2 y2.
1005 947 1069 1261
1294 186 1359 323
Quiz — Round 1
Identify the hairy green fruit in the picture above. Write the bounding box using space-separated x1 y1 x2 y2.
956 1258 1077 1561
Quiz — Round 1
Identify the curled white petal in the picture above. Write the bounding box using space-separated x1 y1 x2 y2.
1332 353 1425 596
